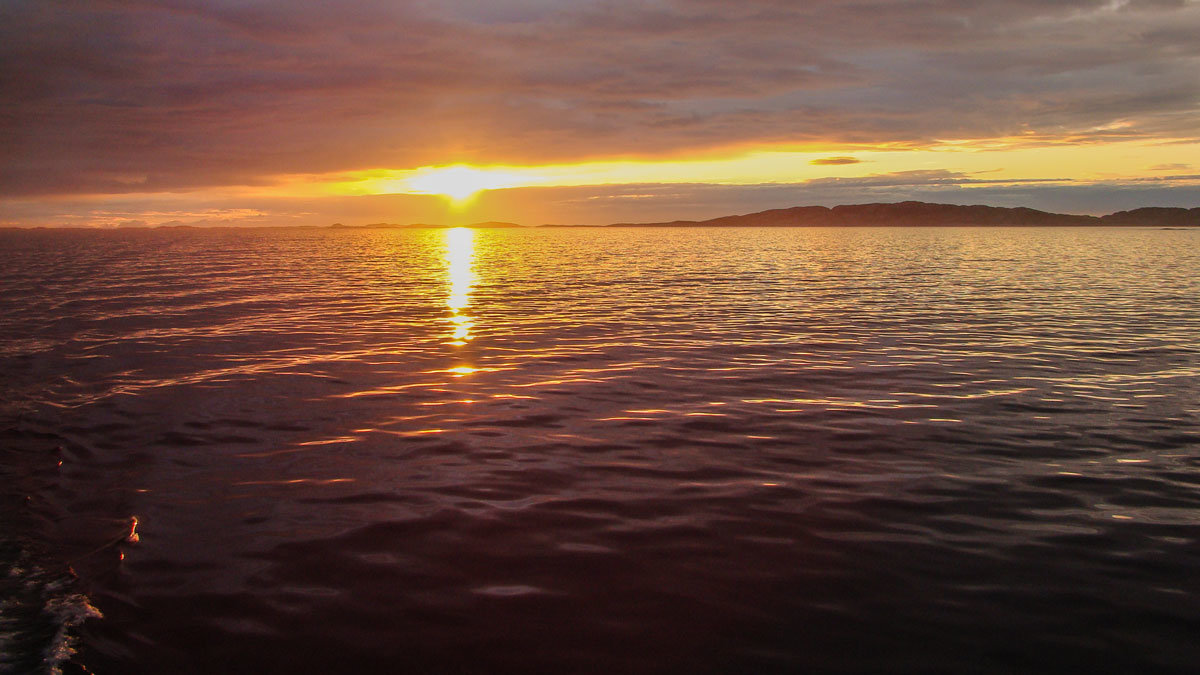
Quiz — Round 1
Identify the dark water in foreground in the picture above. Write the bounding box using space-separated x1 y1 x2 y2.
1 226 1198 674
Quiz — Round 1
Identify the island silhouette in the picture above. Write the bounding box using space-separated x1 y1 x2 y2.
601 202 1200 228
310 202 1198 230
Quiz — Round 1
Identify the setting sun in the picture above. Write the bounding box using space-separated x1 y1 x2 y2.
404 165 536 203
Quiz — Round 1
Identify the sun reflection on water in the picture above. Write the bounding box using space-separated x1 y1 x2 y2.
444 227 476 346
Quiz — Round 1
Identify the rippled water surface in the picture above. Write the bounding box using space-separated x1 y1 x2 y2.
2 226 1198 674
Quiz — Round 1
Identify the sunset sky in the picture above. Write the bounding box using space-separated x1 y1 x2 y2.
2 0 1198 227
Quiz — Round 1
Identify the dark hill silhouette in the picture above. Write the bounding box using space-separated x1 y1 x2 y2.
606 201 1199 228
1099 207 1200 227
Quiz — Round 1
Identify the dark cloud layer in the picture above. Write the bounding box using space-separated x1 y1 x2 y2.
2 0 1199 197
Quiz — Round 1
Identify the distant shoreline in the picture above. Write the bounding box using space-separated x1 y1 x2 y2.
597 201 1200 229
3 201 1198 230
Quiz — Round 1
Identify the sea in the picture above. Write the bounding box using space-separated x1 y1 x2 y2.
1 225 1197 674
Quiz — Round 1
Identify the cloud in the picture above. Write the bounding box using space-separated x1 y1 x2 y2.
810 157 862 166
1 1 1199 198
1150 163 1192 171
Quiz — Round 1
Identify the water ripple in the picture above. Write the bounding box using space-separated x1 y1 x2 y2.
1 226 1198 674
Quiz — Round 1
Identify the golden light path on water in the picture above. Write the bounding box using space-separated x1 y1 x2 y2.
444 226 476 353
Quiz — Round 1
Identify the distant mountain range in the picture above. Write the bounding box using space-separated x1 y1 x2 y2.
603 201 1200 228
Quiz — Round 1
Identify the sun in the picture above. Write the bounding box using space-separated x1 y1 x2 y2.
404 165 533 204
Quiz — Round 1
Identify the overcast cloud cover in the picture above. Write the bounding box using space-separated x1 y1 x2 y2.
1 0 1198 224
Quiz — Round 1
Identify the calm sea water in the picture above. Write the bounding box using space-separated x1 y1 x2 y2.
1 226 1198 674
